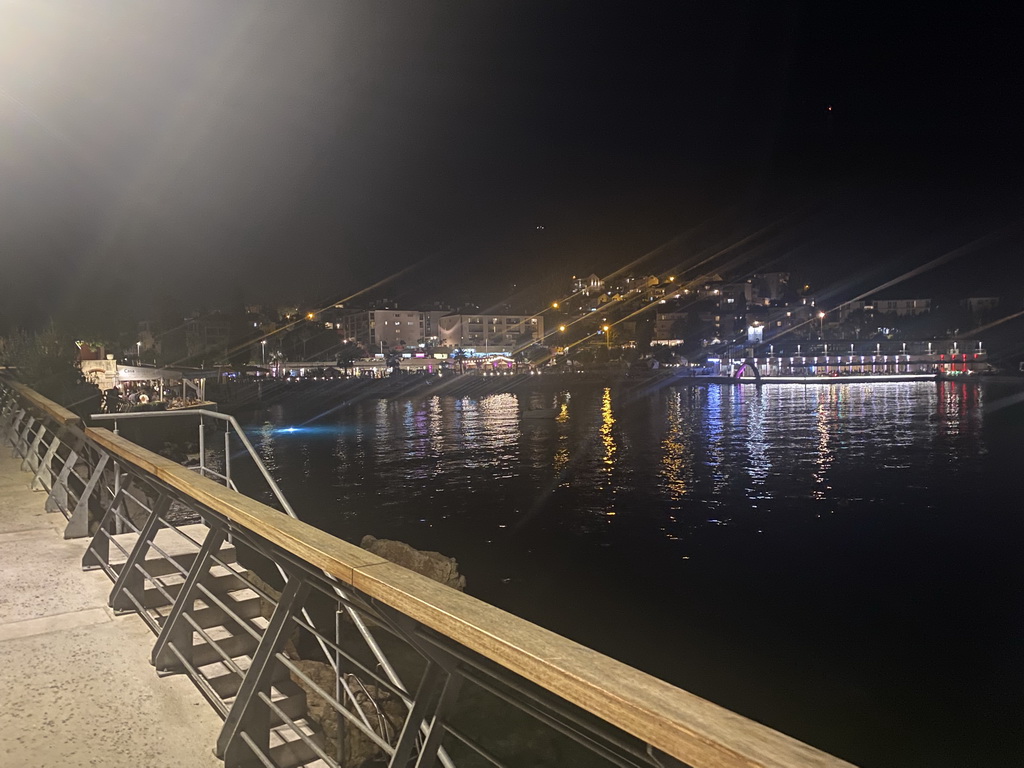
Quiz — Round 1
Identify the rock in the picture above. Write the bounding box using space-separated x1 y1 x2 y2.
157 441 189 464
288 662 405 767
289 660 340 758
240 571 299 657
360 535 467 591
243 571 280 621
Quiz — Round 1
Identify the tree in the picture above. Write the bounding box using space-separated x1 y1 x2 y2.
451 348 468 374
336 342 361 376
1 329 100 414
575 348 595 368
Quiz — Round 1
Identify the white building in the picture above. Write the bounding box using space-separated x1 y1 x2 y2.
872 298 931 316
437 314 544 350
963 297 999 316
838 298 932 319
571 274 605 295
333 309 427 350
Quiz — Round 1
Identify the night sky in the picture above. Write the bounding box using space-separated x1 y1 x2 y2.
2 2 1023 331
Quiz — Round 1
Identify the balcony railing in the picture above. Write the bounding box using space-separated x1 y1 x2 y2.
0 377 855 768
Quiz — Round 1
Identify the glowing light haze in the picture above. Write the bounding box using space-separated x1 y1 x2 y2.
1 2 1021 331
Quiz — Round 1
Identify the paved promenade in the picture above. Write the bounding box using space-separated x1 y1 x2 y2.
0 450 222 767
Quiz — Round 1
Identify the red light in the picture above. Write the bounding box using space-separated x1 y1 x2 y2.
973 353 978 358
940 354 945 360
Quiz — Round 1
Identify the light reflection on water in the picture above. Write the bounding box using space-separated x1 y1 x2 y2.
246 382 991 542
240 380 1019 767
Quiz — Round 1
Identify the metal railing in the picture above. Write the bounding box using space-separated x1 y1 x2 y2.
0 377 857 768
91 409 296 515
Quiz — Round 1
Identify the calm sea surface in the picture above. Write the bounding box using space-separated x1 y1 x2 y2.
241 380 1024 767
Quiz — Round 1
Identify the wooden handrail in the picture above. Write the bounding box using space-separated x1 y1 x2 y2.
84 425 855 768
8 380 83 427
11 383 856 767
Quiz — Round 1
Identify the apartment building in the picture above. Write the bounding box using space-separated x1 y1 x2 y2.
332 309 425 350
437 314 544 350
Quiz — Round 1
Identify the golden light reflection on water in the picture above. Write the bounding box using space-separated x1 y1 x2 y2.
600 387 617 475
661 391 694 498
812 386 838 499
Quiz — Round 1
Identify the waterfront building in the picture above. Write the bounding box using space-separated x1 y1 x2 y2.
732 337 989 376
838 298 932 320
421 309 450 346
963 296 1000 317
437 313 544 350
332 309 426 350
653 311 689 345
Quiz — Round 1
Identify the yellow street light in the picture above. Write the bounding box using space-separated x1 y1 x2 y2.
552 302 559 309
558 325 566 332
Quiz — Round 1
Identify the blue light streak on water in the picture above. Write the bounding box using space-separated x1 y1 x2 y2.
249 425 351 438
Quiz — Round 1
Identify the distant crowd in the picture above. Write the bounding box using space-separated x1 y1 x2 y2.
101 385 204 413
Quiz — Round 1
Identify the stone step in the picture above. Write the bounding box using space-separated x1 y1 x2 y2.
201 655 292 700
108 523 236 578
220 676 309 727
139 568 250 610
268 721 327 768
191 628 261 667
185 590 262 630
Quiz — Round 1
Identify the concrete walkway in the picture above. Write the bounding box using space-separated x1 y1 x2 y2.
0 450 223 767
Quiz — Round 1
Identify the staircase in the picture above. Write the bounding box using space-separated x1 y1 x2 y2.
103 524 330 767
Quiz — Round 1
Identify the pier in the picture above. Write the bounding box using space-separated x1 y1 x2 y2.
0 436 222 766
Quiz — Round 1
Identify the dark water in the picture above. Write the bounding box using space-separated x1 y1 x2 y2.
241 380 1024 767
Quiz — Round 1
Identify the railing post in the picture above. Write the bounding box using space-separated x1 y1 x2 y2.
30 425 63 492
22 419 47 474
198 416 206 478
390 662 445 767
410 668 464 768
0 392 16 439
152 525 227 674
7 407 26 456
108 493 170 615
45 447 78 517
224 427 231 488
65 452 108 540
13 414 35 460
113 464 125 535
82 468 135 572
373 605 459 768
217 574 311 766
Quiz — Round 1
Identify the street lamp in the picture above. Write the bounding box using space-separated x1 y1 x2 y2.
559 325 566 332
552 302 559 309
602 325 611 349
261 339 267 366
818 311 826 338
136 340 141 361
